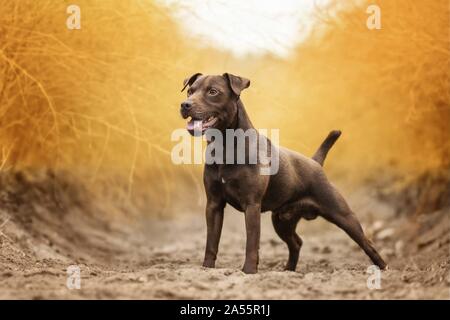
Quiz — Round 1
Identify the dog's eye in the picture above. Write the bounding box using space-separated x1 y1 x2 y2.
208 88 219 96
187 89 192 97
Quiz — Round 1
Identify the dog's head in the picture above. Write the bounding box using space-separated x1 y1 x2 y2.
180 73 250 135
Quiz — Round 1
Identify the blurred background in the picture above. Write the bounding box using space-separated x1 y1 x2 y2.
0 0 448 214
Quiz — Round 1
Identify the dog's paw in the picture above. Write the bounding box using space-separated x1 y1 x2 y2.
242 265 258 274
284 265 297 272
202 260 215 268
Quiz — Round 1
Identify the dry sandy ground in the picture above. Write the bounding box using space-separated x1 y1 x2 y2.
0 170 449 299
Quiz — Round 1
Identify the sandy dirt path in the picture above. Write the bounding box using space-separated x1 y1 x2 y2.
0 172 448 299
1 210 448 299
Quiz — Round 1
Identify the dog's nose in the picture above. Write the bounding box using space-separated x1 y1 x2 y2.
181 101 192 111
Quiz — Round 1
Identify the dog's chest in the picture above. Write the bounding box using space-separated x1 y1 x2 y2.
219 177 242 211
217 167 247 211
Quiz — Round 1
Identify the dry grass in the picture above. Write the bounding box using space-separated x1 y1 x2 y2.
264 0 450 179
0 1 204 211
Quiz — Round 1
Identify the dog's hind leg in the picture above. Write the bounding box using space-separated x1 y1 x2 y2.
271 212 302 271
325 210 387 269
317 185 387 269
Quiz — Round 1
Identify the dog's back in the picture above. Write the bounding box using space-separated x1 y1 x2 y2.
262 131 341 212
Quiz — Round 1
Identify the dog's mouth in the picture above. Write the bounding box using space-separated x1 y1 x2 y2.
186 115 218 134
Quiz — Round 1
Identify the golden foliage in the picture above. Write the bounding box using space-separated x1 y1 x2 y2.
0 0 200 208
278 0 450 178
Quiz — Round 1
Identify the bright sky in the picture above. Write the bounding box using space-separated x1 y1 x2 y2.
159 0 331 58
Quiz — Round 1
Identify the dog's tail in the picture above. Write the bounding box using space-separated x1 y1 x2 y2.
312 130 342 166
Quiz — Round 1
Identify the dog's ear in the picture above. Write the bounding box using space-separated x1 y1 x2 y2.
181 73 203 92
223 73 250 97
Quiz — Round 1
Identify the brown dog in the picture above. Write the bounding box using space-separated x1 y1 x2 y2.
180 73 387 274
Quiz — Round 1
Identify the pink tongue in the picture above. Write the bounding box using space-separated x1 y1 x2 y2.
187 120 202 131
187 120 194 131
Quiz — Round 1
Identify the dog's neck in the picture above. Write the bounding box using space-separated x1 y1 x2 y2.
230 98 254 131
219 98 257 154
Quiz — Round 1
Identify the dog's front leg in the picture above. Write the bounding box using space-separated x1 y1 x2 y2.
203 200 224 268
242 203 261 274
